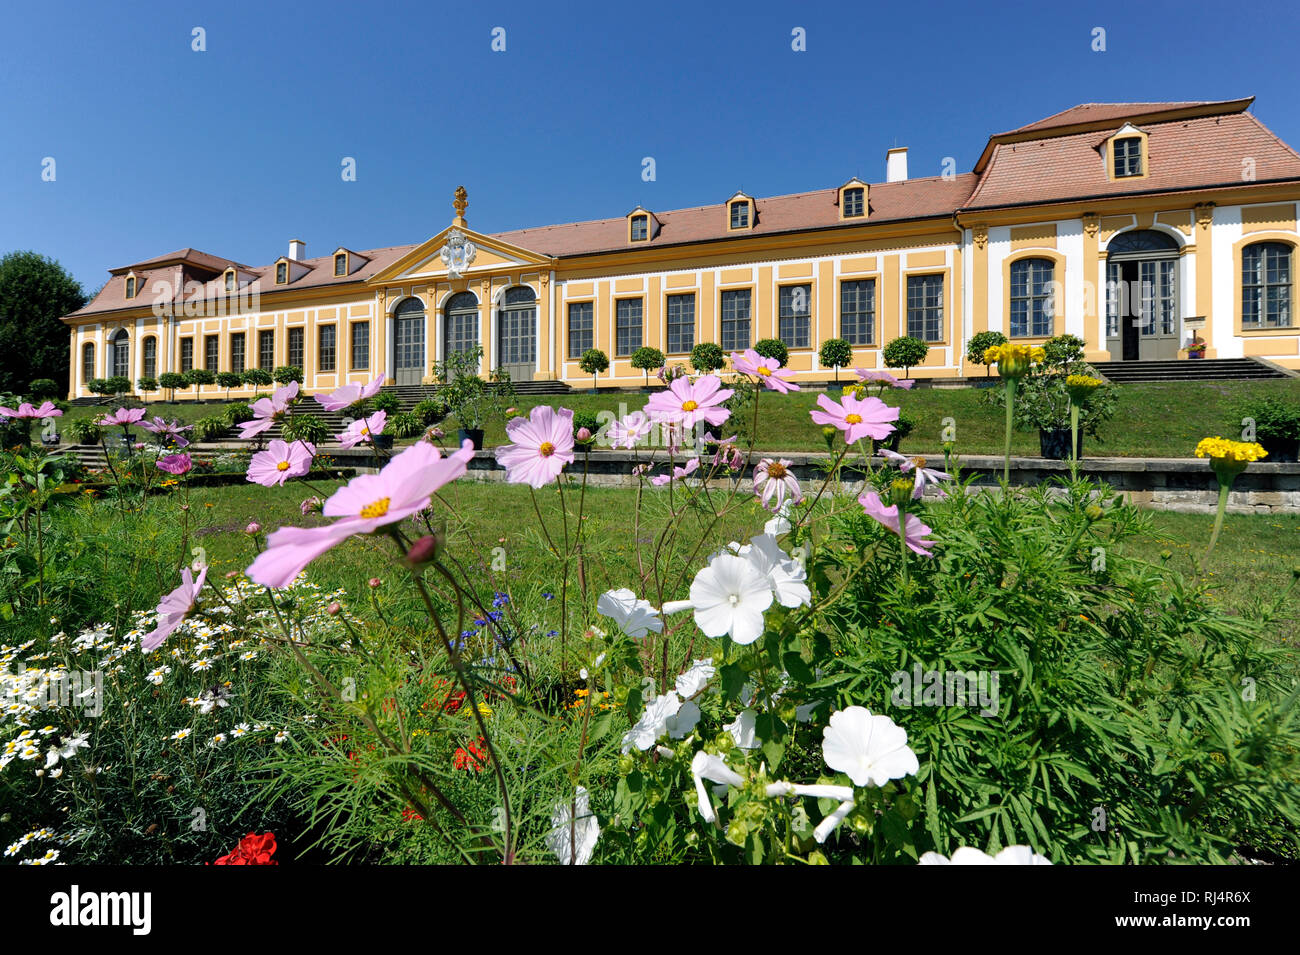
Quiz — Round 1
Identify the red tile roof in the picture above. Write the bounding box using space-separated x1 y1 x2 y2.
964 111 1300 210
1004 101 1235 135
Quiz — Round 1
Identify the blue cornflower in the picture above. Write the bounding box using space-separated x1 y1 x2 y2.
488 610 504 623
546 629 558 637
474 618 487 627
492 592 510 608
460 630 477 640
542 592 554 600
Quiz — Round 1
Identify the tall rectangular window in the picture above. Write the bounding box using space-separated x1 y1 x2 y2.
720 289 751 351
778 284 812 349
666 293 695 354
82 343 95 384
180 338 193 373
906 275 944 342
351 322 370 370
615 299 643 357
288 327 304 368
143 337 157 379
568 302 594 358
230 332 245 373
1242 242 1293 328
1009 259 1055 338
1113 137 1143 178
840 280 875 345
318 325 336 372
259 330 275 370
204 335 219 372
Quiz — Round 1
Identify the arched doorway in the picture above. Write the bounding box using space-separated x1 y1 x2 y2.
392 297 426 386
1105 229 1180 361
497 286 536 382
443 292 480 365
108 328 130 380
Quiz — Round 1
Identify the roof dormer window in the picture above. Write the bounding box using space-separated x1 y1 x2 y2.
225 269 236 292
630 215 648 242
730 200 751 230
838 178 869 220
276 261 288 285
125 274 138 299
1114 137 1143 177
334 252 348 276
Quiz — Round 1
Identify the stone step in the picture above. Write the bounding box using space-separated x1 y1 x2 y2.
1092 358 1290 383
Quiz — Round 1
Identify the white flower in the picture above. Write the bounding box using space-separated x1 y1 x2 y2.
821 706 919 787
690 751 744 823
621 692 684 754
664 700 700 739
274 730 290 744
741 534 811 608
146 666 171 685
169 728 193 741
918 845 1053 865
764 500 794 537
595 589 662 639
688 553 773 646
675 658 716 699
43 732 90 769
546 786 600 865
724 709 761 749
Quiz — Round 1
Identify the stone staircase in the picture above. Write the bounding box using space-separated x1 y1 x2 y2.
1091 357 1292 384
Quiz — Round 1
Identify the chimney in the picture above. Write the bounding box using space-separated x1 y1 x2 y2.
288 239 306 262
886 148 908 183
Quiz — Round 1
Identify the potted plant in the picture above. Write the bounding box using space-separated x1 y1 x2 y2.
1183 334 1207 359
1232 395 1300 462
437 345 510 450
990 362 1116 460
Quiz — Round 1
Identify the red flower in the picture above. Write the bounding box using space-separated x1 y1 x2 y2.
453 736 488 771
211 831 279 865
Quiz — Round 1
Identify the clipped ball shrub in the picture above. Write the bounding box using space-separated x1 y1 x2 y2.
753 338 789 368
689 342 725 374
882 336 929 379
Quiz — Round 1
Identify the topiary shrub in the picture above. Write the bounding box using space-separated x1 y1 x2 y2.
818 338 853 383
224 402 254 425
67 417 102 445
136 377 158 400
184 368 216 389
158 372 187 402
87 378 112 398
753 338 789 368
966 331 1008 376
216 371 243 399
579 348 609 390
689 342 725 374
571 409 600 445
631 346 666 386
273 365 304 385
242 367 274 388
105 375 131 396
1042 334 1086 370
882 336 929 379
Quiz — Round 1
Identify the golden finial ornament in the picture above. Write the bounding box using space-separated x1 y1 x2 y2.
453 186 468 225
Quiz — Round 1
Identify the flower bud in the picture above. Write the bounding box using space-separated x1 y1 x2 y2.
406 533 440 566
245 522 261 535
889 478 915 508
1084 504 1103 521
368 577 383 588
327 602 342 616
576 427 592 442
617 754 635 776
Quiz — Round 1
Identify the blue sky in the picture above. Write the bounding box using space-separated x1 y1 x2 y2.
4 0 1300 294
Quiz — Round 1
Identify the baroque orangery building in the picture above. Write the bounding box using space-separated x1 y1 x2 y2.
63 98 1300 399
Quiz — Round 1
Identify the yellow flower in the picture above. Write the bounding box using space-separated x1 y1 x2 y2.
985 343 1044 379
1194 437 1267 463
1065 374 1103 404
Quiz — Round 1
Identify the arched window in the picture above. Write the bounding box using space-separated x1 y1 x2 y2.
1107 229 1178 256
1009 258 1055 338
392 297 426 384
108 328 130 378
444 291 479 357
498 286 537 376
82 342 95 385
1242 241 1292 328
143 336 157 379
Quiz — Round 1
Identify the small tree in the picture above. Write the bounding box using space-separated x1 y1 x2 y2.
818 338 852 383
29 378 59 400
105 375 130 397
631 346 665 386
1042 334 1086 370
966 331 1008 376
690 342 725 374
216 371 243 399
882 336 929 379
158 372 187 402
242 367 274 388
185 368 216 397
753 338 789 368
136 376 158 402
273 365 304 385
88 378 112 400
579 348 609 391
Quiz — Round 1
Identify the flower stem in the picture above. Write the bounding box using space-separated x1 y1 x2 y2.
1203 481 1232 566
1003 377 1017 486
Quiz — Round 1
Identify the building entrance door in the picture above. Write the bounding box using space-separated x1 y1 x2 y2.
393 298 426 385
1105 231 1181 361
496 286 536 382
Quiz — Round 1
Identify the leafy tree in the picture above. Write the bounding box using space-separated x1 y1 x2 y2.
818 338 852 383
579 348 609 390
630 346 665 386
242 367 274 388
28 378 59 400
184 368 216 390
216 371 243 399
158 372 187 402
136 377 158 401
689 342 725 374
882 336 929 379
966 331 1008 376
1042 333 1086 370
87 378 112 399
753 338 788 367
0 251 86 395
105 375 130 396
273 365 304 385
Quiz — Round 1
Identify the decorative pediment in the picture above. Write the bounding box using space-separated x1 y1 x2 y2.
367 226 553 284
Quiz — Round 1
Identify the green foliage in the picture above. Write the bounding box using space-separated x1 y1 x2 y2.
192 415 231 442
436 345 512 431
66 417 102 444
966 331 1008 373
1232 394 1300 441
887 410 917 449
0 251 85 394
273 365 304 385
282 413 330 446
413 396 446 425
818 338 853 380
986 361 1118 436
753 338 789 367
157 372 187 400
87 378 112 397
216 371 243 396
184 368 216 387
882 337 929 377
372 391 401 415
690 342 725 374
579 348 609 380
106 375 131 396
387 410 423 438
631 346 666 384
242 367 274 387
28 378 59 399
1041 334 1086 369
224 401 254 425
136 376 158 396
571 410 600 443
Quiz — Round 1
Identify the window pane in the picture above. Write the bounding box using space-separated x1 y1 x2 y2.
288 327 304 367
778 284 812 348
204 335 219 372
319 326 336 372
667 293 695 354
906 275 944 342
351 322 369 370
568 302 594 358
83 343 95 383
844 188 864 217
180 339 193 373
1009 259 1054 337
259 330 275 370
616 299 643 357
721 289 751 351
143 337 157 379
230 333 245 373
840 279 874 345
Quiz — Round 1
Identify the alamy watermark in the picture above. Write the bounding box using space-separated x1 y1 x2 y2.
891 664 1000 717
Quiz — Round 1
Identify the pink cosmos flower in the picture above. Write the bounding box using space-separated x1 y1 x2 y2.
855 368 915 390
338 411 387 450
732 349 800 393
156 453 193 476
142 567 207 652
495 406 575 488
645 375 733 430
239 381 299 439
651 456 700 486
0 401 62 420
606 412 652 450
246 440 475 588
880 449 952 499
314 373 386 412
753 458 802 511
140 416 192 448
247 439 315 487
99 407 146 427
809 393 899 445
858 490 936 557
